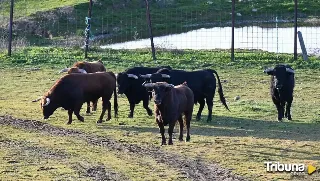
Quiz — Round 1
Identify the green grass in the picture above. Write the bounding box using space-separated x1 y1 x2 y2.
1 47 320 180
1 46 320 70
1 0 320 46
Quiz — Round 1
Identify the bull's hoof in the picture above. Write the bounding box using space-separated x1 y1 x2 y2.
186 136 190 142
67 121 72 125
161 141 167 146
179 137 183 141
78 116 84 122
97 120 103 123
277 118 283 122
147 110 153 116
287 116 292 120
206 118 212 122
168 141 173 145
106 117 111 121
128 114 133 118
196 115 201 121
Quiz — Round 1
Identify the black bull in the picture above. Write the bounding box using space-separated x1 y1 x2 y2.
264 64 295 121
142 68 230 122
116 66 172 118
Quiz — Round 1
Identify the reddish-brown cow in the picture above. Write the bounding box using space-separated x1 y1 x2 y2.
36 72 118 124
59 60 106 113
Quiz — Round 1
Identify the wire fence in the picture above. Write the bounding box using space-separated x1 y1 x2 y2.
0 0 320 60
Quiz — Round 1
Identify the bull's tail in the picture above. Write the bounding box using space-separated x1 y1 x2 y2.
206 69 230 111
110 72 118 118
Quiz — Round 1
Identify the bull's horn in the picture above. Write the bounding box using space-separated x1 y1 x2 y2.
59 68 70 73
127 74 138 79
32 97 42 102
161 74 170 78
78 69 87 74
286 68 295 74
263 68 274 74
140 74 151 78
142 82 154 88
43 98 51 107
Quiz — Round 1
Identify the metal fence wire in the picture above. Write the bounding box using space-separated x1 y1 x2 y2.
0 0 319 60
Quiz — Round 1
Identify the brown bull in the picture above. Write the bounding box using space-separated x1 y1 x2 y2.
143 82 194 145
35 72 118 124
59 60 107 113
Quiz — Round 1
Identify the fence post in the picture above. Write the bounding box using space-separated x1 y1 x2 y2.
145 0 156 61
231 0 235 61
297 31 308 61
8 0 14 56
84 0 93 59
294 0 298 60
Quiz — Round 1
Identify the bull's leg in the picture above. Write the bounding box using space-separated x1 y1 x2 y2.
280 101 285 119
196 99 205 121
272 97 283 121
168 121 176 145
184 111 191 142
106 100 112 121
285 99 293 120
67 109 73 124
86 101 91 114
74 103 84 122
206 97 214 122
92 99 98 112
97 99 108 123
178 116 184 141
157 120 166 145
143 98 153 116
128 103 135 118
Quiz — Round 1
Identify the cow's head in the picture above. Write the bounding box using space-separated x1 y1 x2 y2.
59 67 87 74
116 72 139 94
67 67 87 74
143 82 174 105
264 65 295 90
40 96 58 119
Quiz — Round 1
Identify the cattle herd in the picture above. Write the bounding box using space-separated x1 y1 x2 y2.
33 60 295 145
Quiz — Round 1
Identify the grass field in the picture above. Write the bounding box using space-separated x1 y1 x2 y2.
1 47 320 180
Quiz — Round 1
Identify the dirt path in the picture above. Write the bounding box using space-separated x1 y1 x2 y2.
0 138 126 181
0 115 247 181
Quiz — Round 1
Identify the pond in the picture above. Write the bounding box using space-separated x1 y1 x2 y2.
101 26 320 54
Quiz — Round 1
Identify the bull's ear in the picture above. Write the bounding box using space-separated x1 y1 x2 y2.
263 68 274 75
286 68 295 74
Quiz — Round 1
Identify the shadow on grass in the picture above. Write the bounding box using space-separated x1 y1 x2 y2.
98 115 320 142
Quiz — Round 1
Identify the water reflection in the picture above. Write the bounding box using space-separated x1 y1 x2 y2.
101 26 320 54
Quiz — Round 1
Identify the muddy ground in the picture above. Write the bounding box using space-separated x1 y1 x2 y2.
0 115 247 181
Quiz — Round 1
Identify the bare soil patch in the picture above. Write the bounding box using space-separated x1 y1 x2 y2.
0 115 247 181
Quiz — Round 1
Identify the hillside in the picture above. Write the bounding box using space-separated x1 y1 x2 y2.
0 0 319 47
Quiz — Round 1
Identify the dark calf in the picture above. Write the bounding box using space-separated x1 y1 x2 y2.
143 82 194 145
264 64 295 121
